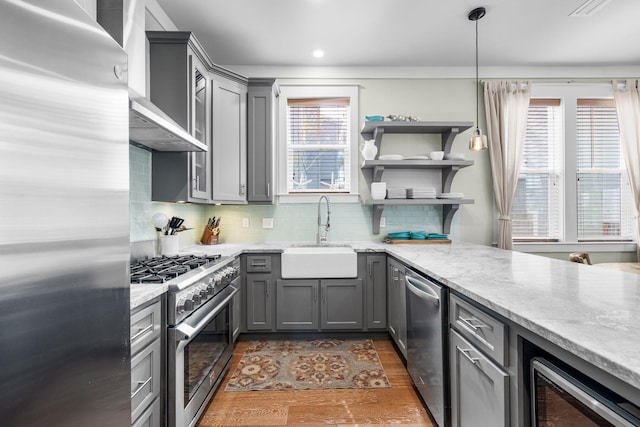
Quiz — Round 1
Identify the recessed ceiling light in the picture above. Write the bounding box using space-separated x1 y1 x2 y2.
569 0 612 16
313 49 325 58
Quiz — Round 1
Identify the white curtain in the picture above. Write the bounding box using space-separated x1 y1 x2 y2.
484 81 531 250
613 80 640 261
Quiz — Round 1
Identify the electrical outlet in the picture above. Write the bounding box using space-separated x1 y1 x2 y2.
262 218 274 229
242 218 250 228
380 217 386 228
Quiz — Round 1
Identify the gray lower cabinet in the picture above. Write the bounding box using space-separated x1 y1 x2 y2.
449 293 510 427
387 258 407 357
276 280 319 329
320 279 363 329
450 329 509 427
245 274 274 331
130 297 164 427
365 254 387 329
247 79 277 204
275 279 363 330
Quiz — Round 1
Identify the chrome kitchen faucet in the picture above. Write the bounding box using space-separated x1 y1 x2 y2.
317 195 330 244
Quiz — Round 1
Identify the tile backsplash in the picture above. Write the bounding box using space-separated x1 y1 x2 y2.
130 145 457 245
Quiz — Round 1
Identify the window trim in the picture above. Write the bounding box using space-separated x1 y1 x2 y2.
276 84 360 204
510 83 637 253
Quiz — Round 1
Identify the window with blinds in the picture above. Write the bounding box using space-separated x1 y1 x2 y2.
576 99 633 241
286 98 351 193
513 99 563 241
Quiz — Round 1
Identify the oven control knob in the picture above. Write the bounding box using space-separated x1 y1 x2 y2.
177 298 187 313
202 285 211 298
183 297 195 312
191 292 202 306
196 284 208 298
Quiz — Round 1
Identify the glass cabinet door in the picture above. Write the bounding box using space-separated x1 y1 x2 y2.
191 63 210 200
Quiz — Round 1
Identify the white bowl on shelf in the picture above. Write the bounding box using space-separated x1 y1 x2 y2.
429 151 445 161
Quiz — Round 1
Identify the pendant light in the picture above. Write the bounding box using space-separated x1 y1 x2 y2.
468 7 487 151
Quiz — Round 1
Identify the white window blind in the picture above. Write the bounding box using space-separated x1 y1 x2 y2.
513 99 563 241
576 99 633 241
286 98 351 193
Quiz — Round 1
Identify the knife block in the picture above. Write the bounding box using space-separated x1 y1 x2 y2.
200 227 219 245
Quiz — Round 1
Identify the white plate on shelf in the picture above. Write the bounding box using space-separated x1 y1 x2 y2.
404 155 430 160
438 192 464 199
378 154 404 160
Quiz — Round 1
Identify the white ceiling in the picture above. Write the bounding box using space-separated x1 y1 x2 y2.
155 0 640 76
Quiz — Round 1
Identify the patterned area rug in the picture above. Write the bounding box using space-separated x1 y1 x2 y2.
224 338 391 391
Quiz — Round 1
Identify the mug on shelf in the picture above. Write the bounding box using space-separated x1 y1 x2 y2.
371 182 387 200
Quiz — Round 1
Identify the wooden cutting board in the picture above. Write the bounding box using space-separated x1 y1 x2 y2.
384 238 451 244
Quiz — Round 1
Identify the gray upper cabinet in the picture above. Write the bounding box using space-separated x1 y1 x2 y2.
147 31 249 205
365 254 387 329
247 79 278 204
211 76 247 203
148 31 211 203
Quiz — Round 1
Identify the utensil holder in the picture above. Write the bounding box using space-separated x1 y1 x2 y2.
160 234 179 256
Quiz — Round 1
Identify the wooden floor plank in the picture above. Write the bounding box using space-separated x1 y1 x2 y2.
196 337 435 427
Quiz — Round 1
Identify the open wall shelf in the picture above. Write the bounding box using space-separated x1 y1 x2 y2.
360 121 475 235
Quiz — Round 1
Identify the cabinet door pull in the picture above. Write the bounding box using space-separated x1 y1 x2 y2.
131 324 154 342
131 377 152 399
267 183 270 197
459 316 489 331
457 346 480 365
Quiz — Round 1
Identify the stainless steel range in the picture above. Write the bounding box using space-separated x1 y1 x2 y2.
131 254 239 427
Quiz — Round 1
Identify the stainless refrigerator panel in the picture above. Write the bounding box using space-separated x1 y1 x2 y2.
0 1 130 426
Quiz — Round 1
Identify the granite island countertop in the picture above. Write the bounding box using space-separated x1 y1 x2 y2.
131 240 640 394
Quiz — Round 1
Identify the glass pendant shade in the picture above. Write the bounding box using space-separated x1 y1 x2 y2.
469 6 487 151
469 127 487 151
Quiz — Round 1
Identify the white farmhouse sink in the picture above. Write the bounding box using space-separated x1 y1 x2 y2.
281 246 358 278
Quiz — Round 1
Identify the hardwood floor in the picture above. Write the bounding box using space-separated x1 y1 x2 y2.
196 338 435 426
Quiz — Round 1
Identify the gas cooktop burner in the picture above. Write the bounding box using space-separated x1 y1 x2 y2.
130 254 222 284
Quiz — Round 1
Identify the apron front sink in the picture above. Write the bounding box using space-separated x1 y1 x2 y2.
281 246 357 278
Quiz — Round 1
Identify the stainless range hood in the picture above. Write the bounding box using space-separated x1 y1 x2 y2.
97 1 207 152
129 97 207 152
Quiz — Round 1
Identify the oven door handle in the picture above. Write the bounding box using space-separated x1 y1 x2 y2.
174 285 238 342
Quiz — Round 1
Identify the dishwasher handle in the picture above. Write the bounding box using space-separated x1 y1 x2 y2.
405 275 440 307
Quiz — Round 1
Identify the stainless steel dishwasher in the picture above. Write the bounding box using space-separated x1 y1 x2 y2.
405 268 449 427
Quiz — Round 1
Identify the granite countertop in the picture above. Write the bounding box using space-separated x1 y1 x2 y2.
130 240 640 392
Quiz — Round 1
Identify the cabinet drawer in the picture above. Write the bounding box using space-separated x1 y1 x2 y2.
132 396 160 427
246 255 272 273
131 300 161 355
450 294 507 365
450 329 509 427
131 338 161 422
